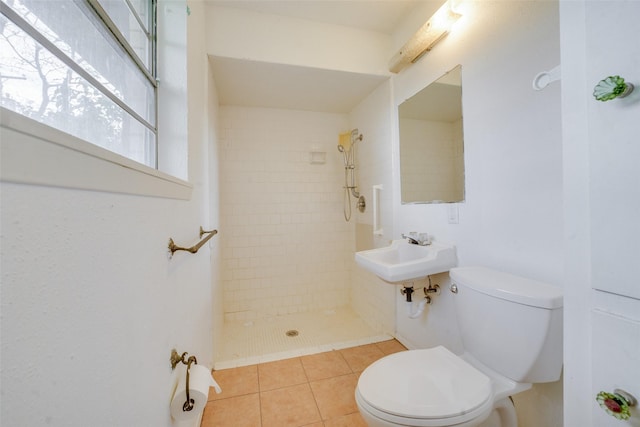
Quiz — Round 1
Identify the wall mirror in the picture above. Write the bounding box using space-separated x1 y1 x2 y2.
399 65 464 204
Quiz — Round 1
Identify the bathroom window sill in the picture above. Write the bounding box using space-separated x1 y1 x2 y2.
0 108 193 200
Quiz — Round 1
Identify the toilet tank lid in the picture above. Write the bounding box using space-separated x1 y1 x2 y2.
450 266 563 309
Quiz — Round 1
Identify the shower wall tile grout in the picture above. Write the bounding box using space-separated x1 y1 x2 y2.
219 106 355 322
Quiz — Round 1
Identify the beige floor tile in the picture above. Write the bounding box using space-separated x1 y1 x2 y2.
309 374 359 420
258 357 308 391
323 412 368 427
300 351 351 381
200 341 402 427
376 339 408 355
201 393 261 427
339 344 385 373
209 365 259 400
260 383 321 427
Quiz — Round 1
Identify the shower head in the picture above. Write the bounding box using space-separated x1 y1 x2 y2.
338 132 352 153
337 143 349 167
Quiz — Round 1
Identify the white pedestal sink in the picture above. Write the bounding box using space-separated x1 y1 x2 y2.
355 239 457 283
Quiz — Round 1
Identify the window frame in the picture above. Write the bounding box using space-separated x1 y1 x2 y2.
0 0 160 169
0 106 192 199
0 0 192 200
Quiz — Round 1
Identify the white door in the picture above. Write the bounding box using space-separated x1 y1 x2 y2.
562 1 640 425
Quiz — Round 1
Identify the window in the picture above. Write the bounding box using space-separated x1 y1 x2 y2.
0 0 158 168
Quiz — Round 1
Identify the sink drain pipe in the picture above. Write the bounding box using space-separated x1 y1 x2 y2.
402 281 438 318
405 297 430 318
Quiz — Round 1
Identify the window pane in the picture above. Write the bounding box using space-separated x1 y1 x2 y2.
97 0 152 69
3 0 155 126
0 14 156 167
128 0 150 28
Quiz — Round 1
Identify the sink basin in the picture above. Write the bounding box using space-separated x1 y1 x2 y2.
355 239 457 283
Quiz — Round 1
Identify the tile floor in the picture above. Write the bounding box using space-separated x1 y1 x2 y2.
201 339 408 427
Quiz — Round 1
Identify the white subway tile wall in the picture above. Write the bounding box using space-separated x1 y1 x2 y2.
348 81 397 337
219 106 355 322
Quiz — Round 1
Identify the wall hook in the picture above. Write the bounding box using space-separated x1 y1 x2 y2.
532 65 561 91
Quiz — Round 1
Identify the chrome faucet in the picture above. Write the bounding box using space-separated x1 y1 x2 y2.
402 232 431 246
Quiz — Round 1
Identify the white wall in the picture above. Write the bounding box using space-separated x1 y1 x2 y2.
207 45 225 365
0 2 221 426
393 1 563 285
389 2 564 426
205 5 391 75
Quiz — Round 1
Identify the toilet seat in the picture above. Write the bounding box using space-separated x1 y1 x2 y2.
356 346 493 426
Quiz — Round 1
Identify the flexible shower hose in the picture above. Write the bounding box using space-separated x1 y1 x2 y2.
343 166 352 221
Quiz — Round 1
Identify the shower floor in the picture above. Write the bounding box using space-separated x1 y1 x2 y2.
215 306 391 370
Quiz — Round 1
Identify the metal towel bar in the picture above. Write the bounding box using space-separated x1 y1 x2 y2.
168 227 218 257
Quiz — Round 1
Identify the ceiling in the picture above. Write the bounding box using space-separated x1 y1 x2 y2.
207 1 421 113
207 1 419 34
209 56 389 113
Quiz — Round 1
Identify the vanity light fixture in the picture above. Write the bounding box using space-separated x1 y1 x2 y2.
389 0 461 73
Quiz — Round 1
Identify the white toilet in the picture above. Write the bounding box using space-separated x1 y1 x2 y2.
356 266 563 427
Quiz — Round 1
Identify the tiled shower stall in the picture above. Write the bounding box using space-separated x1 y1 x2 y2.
215 102 397 367
219 106 354 321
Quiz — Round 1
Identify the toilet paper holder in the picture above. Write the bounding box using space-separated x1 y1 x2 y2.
170 349 199 412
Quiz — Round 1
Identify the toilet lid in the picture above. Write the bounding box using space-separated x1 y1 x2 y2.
357 346 491 420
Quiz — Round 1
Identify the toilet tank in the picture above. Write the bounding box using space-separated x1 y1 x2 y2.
449 266 563 383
